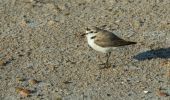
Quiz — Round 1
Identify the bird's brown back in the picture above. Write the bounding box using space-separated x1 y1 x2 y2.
94 29 136 47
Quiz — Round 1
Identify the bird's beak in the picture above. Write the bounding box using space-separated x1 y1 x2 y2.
81 27 90 36
81 33 88 36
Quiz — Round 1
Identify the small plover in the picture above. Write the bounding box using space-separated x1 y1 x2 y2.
83 27 136 68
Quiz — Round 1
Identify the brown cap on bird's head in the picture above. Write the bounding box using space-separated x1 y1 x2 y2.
81 26 102 36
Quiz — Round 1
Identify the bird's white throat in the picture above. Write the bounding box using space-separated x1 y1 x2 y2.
86 33 114 53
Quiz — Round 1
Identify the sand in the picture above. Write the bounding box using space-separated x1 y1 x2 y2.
0 0 170 99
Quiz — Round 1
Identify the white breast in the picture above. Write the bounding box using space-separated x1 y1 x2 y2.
86 34 114 53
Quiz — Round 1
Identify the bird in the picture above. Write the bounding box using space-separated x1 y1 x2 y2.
83 26 136 69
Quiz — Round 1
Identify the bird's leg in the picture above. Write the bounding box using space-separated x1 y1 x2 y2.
105 52 111 68
99 52 111 69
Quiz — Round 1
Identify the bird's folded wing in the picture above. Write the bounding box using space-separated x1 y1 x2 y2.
94 31 131 47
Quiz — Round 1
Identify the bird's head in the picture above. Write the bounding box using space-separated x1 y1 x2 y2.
81 27 99 37
85 27 98 34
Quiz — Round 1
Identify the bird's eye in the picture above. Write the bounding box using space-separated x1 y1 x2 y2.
86 28 91 31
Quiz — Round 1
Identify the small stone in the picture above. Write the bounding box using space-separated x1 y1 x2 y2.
161 60 170 67
55 96 62 100
19 20 27 27
0 60 5 66
157 91 168 97
132 20 140 29
16 77 25 82
115 20 121 23
20 89 30 97
64 12 70 16
15 87 31 97
28 79 38 85
143 90 149 94
107 93 111 96
15 87 23 93
47 20 55 26
63 81 72 84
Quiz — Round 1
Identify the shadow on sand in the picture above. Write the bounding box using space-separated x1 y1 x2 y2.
134 47 170 61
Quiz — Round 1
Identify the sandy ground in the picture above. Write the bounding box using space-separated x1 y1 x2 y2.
0 0 170 100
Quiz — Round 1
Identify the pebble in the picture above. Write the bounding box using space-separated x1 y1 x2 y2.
157 91 168 97
15 87 31 97
0 60 5 66
16 77 25 82
28 79 38 85
143 90 149 94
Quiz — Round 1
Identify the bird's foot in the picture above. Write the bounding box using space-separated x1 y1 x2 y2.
98 63 111 69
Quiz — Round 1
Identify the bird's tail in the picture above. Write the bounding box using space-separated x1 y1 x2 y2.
117 40 137 46
126 41 137 45
128 41 136 44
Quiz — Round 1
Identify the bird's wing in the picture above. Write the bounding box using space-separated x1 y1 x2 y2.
94 30 134 47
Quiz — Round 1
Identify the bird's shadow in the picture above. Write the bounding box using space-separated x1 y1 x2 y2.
134 47 170 61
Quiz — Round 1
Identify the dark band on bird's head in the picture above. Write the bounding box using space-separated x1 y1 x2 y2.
91 36 96 39
86 28 91 31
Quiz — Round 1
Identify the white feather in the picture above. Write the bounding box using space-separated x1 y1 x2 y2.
86 33 115 53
